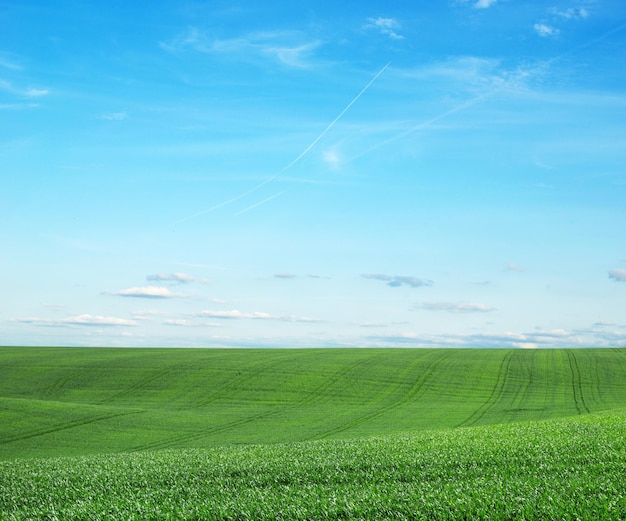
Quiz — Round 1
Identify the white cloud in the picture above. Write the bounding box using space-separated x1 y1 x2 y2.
362 273 433 288
0 57 21 70
0 80 49 98
360 322 388 328
364 17 404 40
368 327 605 348
64 314 137 326
474 0 497 8
131 310 167 321
197 309 273 320
147 272 196 284
42 303 65 310
550 7 589 20
100 112 128 121
12 314 137 327
263 41 321 68
609 269 626 282
534 23 560 37
196 309 320 323
505 263 525 272
417 302 496 313
164 319 197 327
402 56 532 95
322 149 342 169
274 272 298 279
24 87 49 97
209 297 231 304
108 286 183 298
533 6 590 40
0 102 39 110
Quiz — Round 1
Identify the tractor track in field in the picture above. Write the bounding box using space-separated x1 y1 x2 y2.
457 350 514 428
0 408 140 445
316 350 454 440
296 351 388 408
127 409 284 453
567 350 590 414
43 369 90 400
503 350 537 416
193 351 305 407
126 352 387 452
97 366 182 405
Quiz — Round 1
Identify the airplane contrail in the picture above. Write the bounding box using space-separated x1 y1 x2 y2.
274 61 390 177
350 89 496 162
234 190 288 216
175 62 390 223
351 22 626 164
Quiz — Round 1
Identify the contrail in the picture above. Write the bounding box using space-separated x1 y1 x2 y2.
234 190 288 216
351 22 626 164
274 61 390 177
175 62 391 222
350 89 496 162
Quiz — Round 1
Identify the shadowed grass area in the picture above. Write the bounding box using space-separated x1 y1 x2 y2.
2 347 626 459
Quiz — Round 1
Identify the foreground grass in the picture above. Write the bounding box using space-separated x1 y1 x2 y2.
2 410 625 520
2 347 626 459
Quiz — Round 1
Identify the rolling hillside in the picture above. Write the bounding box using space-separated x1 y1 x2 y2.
2 347 626 460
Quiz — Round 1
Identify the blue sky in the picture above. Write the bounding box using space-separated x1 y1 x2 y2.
2 0 625 347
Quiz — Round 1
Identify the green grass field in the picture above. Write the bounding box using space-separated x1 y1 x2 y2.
1 347 626 519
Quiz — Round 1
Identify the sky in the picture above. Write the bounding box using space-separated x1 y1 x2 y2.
1 0 625 348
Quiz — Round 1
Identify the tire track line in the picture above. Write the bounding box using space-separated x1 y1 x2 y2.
317 350 453 439
567 350 590 414
127 352 384 451
457 350 514 428
0 409 141 445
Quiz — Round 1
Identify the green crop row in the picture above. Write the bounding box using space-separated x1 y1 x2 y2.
2 410 625 520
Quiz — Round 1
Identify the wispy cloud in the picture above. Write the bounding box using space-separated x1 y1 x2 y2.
0 79 49 98
408 55 496 78
322 149 342 170
534 23 560 38
12 314 137 327
362 273 433 288
161 27 321 68
107 286 184 298
505 263 525 273
367 326 622 349
609 269 626 282
99 112 128 121
364 17 404 40
131 310 167 321
163 319 211 327
416 302 496 313
147 272 197 284
0 56 22 70
273 272 327 280
534 5 590 38
64 314 137 326
0 102 40 110
549 7 589 20
24 87 49 97
473 0 497 9
196 309 319 322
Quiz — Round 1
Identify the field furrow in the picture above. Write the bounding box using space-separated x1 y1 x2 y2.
457 350 514 427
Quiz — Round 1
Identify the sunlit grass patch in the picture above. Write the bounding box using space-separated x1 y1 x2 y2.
2 410 625 520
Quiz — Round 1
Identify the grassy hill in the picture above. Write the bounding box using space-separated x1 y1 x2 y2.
2 347 626 519
1 347 626 459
